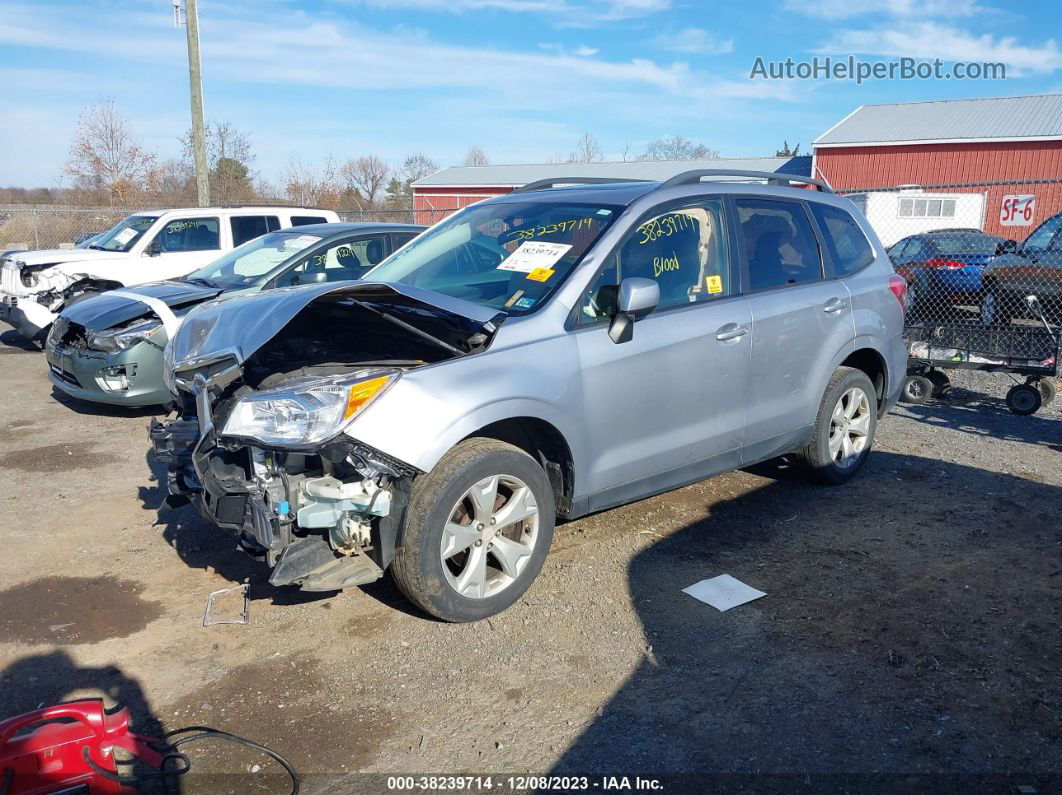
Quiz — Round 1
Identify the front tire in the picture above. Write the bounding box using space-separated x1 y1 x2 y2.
391 438 555 622
798 367 878 485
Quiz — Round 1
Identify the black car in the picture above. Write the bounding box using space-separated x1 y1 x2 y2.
981 212 1062 326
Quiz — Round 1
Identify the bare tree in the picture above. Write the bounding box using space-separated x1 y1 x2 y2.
339 155 390 209
283 156 342 210
462 146 489 167
65 99 158 205
400 153 439 185
567 132 603 164
641 135 718 161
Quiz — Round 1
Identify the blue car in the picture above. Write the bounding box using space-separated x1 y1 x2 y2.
888 229 1005 317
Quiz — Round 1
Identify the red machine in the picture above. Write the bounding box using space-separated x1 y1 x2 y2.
0 700 165 794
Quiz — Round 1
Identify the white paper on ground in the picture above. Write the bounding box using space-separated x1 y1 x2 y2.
682 574 766 611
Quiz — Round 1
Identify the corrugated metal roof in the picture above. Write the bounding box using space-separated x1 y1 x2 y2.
815 94 1062 147
412 156 812 188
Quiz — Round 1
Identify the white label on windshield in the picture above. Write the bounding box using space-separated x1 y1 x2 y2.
498 241 572 273
114 227 138 245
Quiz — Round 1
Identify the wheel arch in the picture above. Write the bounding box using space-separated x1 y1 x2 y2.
462 417 576 518
840 346 887 408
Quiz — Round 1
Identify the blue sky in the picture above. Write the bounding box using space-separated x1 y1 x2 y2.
1 0 1061 187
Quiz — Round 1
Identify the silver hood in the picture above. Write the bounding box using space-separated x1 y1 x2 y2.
167 280 506 369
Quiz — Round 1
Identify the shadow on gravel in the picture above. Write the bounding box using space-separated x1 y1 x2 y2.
50 387 168 418
899 396 1061 453
0 649 165 741
0 328 40 353
551 451 1062 786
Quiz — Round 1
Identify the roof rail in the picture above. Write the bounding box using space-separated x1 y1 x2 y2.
513 177 651 194
658 169 833 193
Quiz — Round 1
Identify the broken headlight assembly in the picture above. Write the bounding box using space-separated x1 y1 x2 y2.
220 370 398 446
87 318 163 353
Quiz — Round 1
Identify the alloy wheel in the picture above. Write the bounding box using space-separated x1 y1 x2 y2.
828 387 871 469
980 292 995 326
440 474 540 599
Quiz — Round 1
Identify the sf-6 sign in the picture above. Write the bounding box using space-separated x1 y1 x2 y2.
1000 194 1036 226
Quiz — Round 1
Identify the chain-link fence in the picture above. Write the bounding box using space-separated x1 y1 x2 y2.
0 205 457 252
838 179 1060 412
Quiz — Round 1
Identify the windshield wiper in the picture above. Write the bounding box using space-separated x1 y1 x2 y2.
186 277 223 289
88 244 107 251
349 298 464 356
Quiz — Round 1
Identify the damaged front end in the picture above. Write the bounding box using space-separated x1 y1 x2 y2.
149 281 503 592
2 259 120 339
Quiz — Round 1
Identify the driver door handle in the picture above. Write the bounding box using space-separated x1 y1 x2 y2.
715 323 749 342
823 297 847 314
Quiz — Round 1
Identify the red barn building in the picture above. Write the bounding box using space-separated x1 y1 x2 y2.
812 94 1062 239
411 156 812 225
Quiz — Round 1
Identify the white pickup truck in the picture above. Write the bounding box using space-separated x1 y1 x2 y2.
0 205 340 341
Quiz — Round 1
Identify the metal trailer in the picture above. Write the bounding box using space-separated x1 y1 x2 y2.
902 297 1059 415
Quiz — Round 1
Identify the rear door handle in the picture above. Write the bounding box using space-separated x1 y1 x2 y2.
823 297 847 314
715 323 749 342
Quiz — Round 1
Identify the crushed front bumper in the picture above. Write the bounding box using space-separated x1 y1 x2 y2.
149 417 396 591
46 338 171 407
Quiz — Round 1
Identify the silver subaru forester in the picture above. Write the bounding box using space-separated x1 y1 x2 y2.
151 170 907 622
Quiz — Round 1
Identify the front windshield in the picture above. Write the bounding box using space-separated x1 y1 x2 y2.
90 215 158 252
187 230 324 289
367 200 621 314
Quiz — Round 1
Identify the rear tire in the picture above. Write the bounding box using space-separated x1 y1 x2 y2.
390 438 555 622
798 367 878 485
980 288 1014 327
901 375 933 404
927 370 951 397
1037 379 1057 406
1005 383 1042 416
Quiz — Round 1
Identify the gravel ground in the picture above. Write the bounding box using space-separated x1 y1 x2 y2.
0 324 1059 793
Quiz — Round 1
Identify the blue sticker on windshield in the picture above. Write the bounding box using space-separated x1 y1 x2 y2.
514 297 536 309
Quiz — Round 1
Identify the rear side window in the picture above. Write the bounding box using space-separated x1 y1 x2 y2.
230 215 280 247
810 203 874 276
155 217 220 252
291 215 328 226
735 199 821 291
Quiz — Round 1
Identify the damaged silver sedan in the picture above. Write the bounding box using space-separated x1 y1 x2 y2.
151 175 905 621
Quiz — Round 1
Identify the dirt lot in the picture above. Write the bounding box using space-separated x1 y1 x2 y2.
0 323 1059 792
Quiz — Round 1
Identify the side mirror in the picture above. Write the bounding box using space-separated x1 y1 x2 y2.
995 239 1018 256
608 277 659 344
144 238 162 257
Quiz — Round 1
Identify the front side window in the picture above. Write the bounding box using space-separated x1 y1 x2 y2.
278 235 390 286
89 215 158 252
366 200 620 315
736 199 822 291
810 203 873 277
231 215 280 247
153 217 220 253
187 230 324 289
581 200 730 322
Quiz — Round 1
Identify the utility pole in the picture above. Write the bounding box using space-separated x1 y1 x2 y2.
178 0 210 206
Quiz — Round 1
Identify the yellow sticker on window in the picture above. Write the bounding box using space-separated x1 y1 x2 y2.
526 268 555 282
706 275 724 294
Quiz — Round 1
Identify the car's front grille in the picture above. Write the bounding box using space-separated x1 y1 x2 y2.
49 363 82 387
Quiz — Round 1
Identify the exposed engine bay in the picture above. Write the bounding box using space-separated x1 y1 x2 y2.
150 283 502 592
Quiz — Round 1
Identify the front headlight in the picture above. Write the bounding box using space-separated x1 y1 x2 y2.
221 370 398 446
88 319 163 353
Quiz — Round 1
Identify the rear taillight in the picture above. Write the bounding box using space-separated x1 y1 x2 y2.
925 257 966 269
888 274 907 312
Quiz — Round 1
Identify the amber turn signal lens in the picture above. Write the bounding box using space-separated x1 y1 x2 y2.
343 376 392 420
